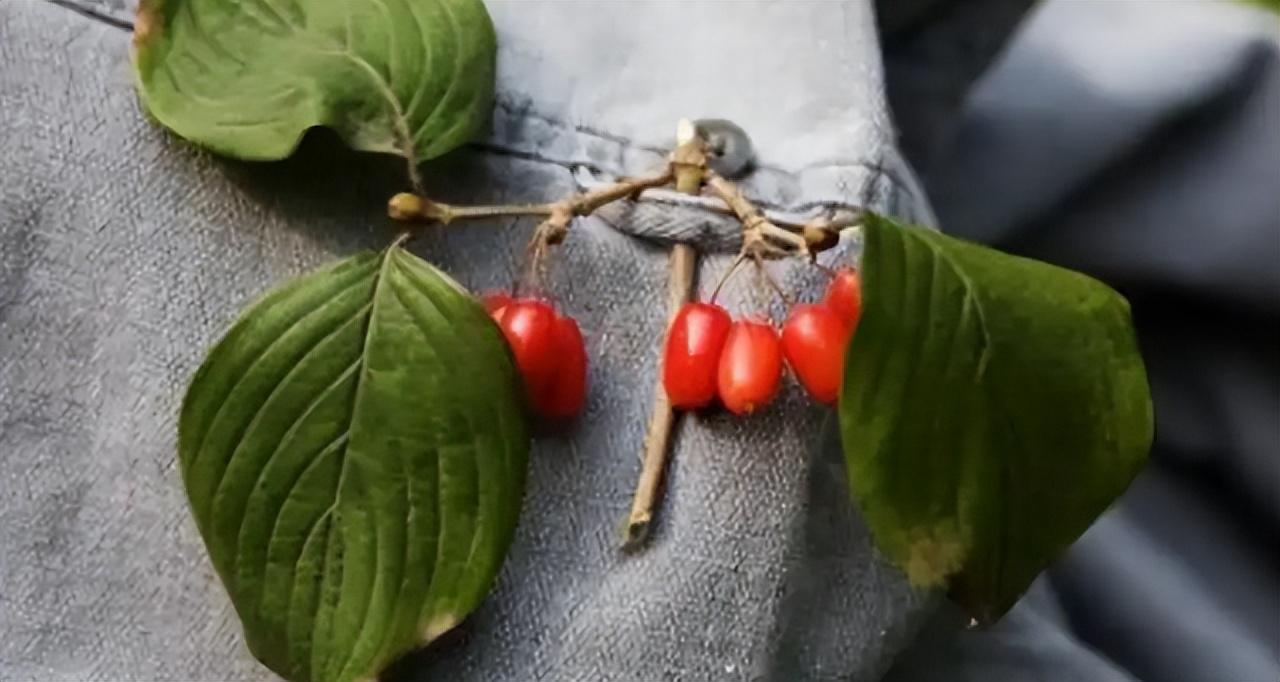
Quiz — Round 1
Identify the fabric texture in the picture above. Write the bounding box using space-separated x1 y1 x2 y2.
0 1 948 680
884 2 1280 681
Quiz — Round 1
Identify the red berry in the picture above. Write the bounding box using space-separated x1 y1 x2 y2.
480 291 513 313
494 300 559 405
824 268 862 329
717 319 783 415
481 291 514 320
540 314 587 418
663 302 733 409
492 299 588 420
781 303 851 404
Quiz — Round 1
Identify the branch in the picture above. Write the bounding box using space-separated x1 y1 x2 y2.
387 162 857 254
622 125 706 550
664 199 861 236
387 194 555 223
703 171 810 257
386 169 674 227
381 123 863 549
624 242 696 549
571 169 675 215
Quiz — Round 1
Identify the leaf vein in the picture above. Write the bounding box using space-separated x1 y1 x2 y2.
382 271 461 631
387 261 490 622
286 505 331 680
411 0 460 149
242 0 298 33
187 259 377 474
334 495 381 680
401 0 436 124
239 355 360 607
320 246 397 678
367 0 400 86
900 228 993 372
208 300 373 532
263 433 347 625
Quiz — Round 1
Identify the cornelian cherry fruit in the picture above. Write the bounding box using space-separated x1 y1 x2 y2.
717 319 783 415
781 303 851 404
492 297 587 419
663 302 733 409
481 291 513 318
824 268 862 329
541 314 587 418
494 300 559 403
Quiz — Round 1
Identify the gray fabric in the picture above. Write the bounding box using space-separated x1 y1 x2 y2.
877 0 1034 172
885 2 1280 681
0 1 941 680
887 582 1139 682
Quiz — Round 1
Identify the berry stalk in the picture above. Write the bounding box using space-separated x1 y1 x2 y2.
624 242 697 549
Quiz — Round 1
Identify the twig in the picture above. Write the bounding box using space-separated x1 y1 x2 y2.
811 260 839 277
406 160 424 196
622 124 707 551
526 168 677 291
572 169 676 215
387 169 674 227
685 201 859 235
703 171 810 258
388 168 860 248
670 119 708 194
381 123 861 549
710 252 747 304
753 253 793 307
624 242 697 550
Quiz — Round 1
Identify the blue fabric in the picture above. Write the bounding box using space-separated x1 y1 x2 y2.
0 2 941 680
4 0 1272 680
885 2 1280 680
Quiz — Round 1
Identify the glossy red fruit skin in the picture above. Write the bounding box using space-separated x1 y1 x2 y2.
663 302 733 409
481 291 514 321
717 319 783 415
824 268 862 329
781 303 851 404
540 314 587 418
494 300 560 405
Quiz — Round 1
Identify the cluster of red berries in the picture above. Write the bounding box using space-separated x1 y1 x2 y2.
663 268 861 414
482 293 587 419
479 268 859 421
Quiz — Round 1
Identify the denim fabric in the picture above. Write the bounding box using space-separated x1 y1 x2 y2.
886 2 1280 681
0 1 940 680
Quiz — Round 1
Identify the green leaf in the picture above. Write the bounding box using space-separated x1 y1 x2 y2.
839 213 1152 623
178 245 528 682
1237 0 1280 15
132 0 495 164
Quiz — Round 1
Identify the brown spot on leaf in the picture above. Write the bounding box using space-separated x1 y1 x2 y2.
422 613 459 644
903 523 966 587
133 0 161 50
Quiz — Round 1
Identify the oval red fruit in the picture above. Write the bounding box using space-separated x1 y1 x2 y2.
494 300 559 404
781 303 851 404
824 268 862 329
663 302 733 409
540 314 587 418
717 319 783 415
481 291 513 320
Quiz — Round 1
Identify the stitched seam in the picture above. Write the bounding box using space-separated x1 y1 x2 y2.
491 96 907 180
44 0 924 217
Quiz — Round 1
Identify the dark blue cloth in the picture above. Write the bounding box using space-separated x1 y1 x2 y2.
884 2 1280 680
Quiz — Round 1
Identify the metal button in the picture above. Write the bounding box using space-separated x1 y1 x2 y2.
693 118 754 179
